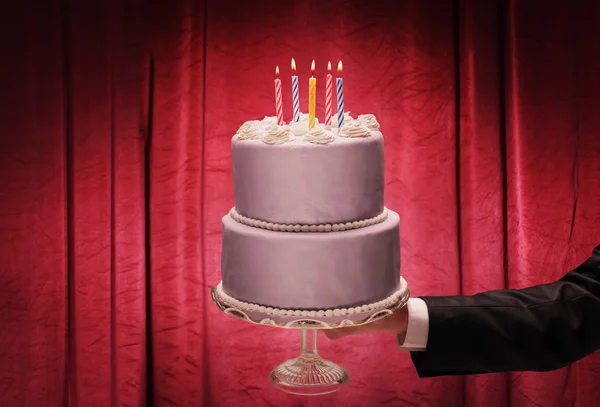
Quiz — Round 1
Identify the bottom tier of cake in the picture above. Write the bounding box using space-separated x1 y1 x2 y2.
212 277 409 327
221 210 401 310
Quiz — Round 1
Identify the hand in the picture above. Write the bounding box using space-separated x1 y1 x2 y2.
324 304 409 342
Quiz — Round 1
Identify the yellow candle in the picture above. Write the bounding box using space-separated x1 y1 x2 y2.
308 60 316 129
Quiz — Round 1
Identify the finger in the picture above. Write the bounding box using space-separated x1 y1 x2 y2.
324 327 358 339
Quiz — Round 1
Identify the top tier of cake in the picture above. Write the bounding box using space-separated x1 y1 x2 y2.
231 114 384 225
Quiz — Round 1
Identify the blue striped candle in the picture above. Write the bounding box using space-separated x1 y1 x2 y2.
291 58 300 122
336 61 344 128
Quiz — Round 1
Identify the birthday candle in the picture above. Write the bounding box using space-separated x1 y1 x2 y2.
325 61 333 127
291 58 300 122
308 60 316 130
336 61 344 129
274 66 283 126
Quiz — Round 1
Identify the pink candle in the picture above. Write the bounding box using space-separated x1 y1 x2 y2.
274 66 284 126
325 61 333 127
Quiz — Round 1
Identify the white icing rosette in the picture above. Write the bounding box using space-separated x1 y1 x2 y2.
262 125 293 145
331 112 353 127
261 116 277 126
304 127 335 145
236 120 264 140
289 120 309 136
260 116 281 133
297 113 319 126
339 119 371 138
357 114 380 130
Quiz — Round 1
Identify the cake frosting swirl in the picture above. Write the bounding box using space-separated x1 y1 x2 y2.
261 116 277 126
262 126 293 145
259 117 280 133
297 113 310 123
331 112 353 127
236 120 264 140
357 114 380 130
289 120 309 136
340 119 371 138
304 127 335 144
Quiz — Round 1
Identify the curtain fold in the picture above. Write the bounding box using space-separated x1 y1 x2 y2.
458 1 508 406
1 0 600 406
67 2 115 404
0 2 68 406
65 1 148 406
110 1 148 405
148 1 208 405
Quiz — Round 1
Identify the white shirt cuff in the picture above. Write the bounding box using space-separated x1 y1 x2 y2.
397 298 429 351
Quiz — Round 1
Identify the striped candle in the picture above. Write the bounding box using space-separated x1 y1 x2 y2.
308 60 316 129
274 66 284 126
291 58 300 122
325 61 333 127
336 61 344 129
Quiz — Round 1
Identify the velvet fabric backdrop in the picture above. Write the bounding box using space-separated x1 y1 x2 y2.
2 0 600 406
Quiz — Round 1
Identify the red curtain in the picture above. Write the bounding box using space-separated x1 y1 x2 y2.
2 0 600 406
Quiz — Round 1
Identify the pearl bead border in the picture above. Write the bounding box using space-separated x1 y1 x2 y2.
229 207 389 233
214 277 408 319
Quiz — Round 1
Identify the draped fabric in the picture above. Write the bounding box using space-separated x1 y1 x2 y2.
1 0 600 406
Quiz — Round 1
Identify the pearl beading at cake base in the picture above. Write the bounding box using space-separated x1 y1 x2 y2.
229 207 389 232
215 277 408 319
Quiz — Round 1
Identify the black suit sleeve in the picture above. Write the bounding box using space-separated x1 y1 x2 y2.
411 245 600 377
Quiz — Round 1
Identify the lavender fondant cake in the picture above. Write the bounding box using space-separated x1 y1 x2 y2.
219 113 402 315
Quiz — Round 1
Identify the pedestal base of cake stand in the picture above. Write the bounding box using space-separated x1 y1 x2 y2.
211 277 410 395
269 328 348 395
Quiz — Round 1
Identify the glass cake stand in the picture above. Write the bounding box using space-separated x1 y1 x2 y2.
270 328 348 395
211 278 410 396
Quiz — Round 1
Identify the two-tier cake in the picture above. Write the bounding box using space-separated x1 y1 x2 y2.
214 113 407 325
